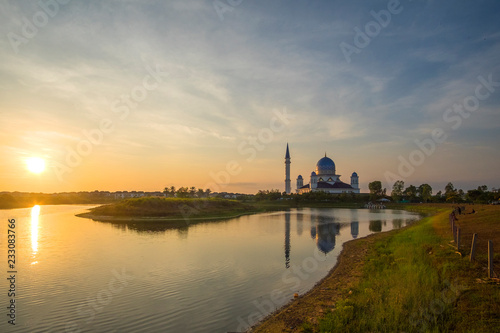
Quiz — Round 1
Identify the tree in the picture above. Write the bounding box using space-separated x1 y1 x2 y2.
466 189 482 202
164 186 177 197
418 184 433 202
255 189 282 201
404 185 417 202
269 189 282 201
176 187 189 198
391 180 404 202
467 186 496 203
197 188 205 198
444 183 463 202
204 189 212 197
433 190 444 203
255 190 268 201
368 181 383 200
189 187 197 197
444 182 456 200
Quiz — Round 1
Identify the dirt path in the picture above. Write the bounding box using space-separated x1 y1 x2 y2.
248 231 393 332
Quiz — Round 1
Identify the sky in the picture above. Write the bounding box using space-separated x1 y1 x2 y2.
0 0 499 194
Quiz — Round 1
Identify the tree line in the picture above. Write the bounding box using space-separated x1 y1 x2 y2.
368 180 499 203
254 189 369 203
163 186 212 198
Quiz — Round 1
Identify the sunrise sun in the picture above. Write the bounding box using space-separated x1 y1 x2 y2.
26 157 46 174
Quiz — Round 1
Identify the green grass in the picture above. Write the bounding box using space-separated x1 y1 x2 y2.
317 215 447 332
315 208 500 332
387 203 451 215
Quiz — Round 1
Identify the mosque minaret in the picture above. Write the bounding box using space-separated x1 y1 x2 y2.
285 143 291 195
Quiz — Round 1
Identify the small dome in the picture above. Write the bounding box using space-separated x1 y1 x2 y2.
351 172 358 177
316 156 336 175
297 175 303 179
311 171 317 176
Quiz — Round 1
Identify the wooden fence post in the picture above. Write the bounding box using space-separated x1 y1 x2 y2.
470 233 477 262
488 240 494 279
456 227 461 250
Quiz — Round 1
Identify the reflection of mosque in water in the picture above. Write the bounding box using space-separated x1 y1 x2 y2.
350 209 359 239
311 222 339 254
310 215 361 255
282 212 363 267
282 210 370 268
284 213 291 268
351 221 359 239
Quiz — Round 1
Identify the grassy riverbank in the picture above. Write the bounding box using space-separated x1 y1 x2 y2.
76 197 258 222
77 197 370 223
251 204 500 332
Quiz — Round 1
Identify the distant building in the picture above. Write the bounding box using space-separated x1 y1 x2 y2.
113 191 164 199
285 144 360 194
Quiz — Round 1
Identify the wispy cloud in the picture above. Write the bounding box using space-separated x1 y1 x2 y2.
0 0 499 192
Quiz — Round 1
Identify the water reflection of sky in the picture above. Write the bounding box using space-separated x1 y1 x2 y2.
31 205 40 264
99 209 419 264
0 205 422 333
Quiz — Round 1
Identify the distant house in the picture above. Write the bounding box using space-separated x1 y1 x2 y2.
113 191 150 199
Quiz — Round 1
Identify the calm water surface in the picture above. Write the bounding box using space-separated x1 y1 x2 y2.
0 205 420 332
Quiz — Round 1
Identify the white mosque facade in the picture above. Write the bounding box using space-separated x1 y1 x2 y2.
285 144 360 195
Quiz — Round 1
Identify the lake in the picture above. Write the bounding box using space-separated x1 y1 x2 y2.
0 205 420 332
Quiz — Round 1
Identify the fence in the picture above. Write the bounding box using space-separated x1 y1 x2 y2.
449 208 497 279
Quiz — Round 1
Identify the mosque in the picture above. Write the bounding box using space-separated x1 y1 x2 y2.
284 143 360 195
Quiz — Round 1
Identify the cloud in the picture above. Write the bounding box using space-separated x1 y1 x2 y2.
1 0 499 192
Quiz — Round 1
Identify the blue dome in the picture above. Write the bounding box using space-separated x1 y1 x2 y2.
297 175 303 179
316 224 336 254
316 156 336 175
351 172 358 177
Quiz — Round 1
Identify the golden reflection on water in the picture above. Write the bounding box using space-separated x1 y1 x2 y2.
31 205 40 264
